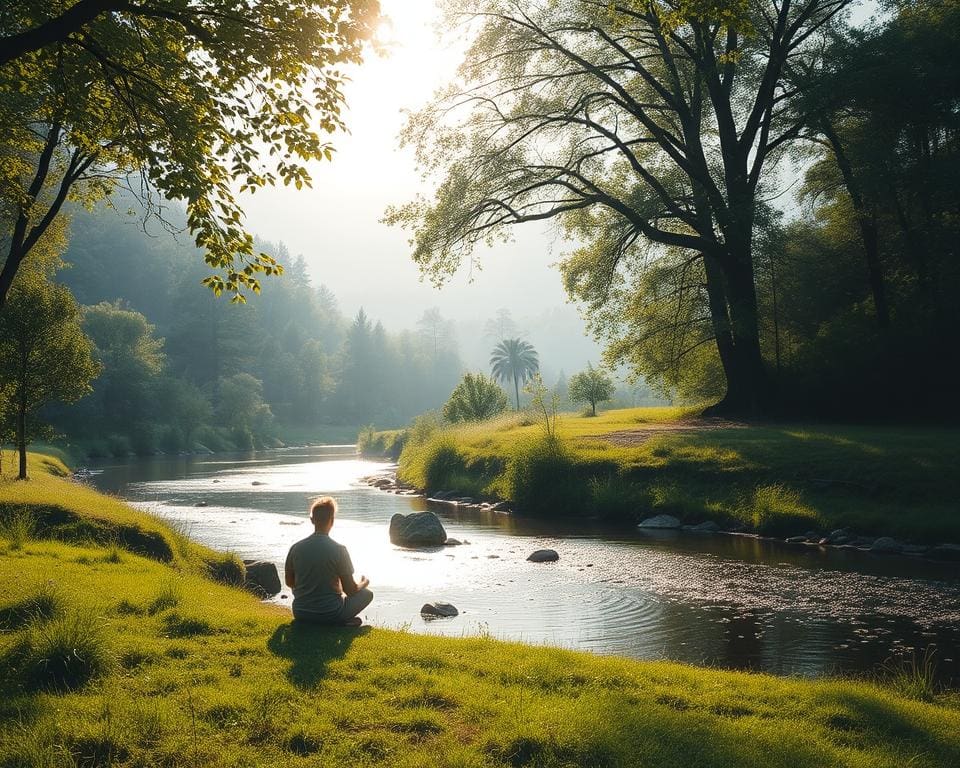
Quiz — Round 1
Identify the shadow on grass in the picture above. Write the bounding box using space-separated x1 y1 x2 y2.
267 621 370 689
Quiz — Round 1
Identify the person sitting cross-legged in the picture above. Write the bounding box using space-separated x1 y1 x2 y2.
284 496 373 627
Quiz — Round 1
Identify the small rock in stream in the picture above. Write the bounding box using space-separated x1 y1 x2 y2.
527 549 560 563
420 601 459 619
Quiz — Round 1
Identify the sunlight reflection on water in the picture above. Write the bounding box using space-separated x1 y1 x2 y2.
92 446 960 682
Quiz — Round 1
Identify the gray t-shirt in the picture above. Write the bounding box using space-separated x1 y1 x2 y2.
286 533 354 616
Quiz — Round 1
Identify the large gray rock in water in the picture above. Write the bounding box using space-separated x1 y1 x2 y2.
420 601 459 618
527 549 559 563
389 511 447 547
243 560 281 596
638 514 682 529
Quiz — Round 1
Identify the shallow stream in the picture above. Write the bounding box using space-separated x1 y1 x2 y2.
89 445 960 684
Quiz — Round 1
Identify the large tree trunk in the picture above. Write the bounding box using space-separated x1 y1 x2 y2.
701 254 739 395
703 220 769 418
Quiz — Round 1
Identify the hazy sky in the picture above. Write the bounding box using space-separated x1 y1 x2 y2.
238 0 579 340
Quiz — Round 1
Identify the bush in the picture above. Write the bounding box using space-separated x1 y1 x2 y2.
231 426 254 452
746 484 820 535
399 436 468 492
357 426 408 460
207 552 245 587
130 423 159 455
160 425 186 454
503 436 591 516
21 611 113 691
0 507 36 550
589 476 643 522
193 425 234 453
147 579 183 615
106 434 132 458
0 581 63 630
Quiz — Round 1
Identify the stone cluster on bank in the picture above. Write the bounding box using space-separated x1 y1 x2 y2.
636 513 960 561
363 472 960 564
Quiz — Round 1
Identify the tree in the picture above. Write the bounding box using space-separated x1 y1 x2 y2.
417 307 456 362
387 0 855 416
569 364 615 416
80 301 164 433
0 0 379 308
483 308 519 342
490 338 539 410
443 372 508 422
0 270 99 478
218 373 273 448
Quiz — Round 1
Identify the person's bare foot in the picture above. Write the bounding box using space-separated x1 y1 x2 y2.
341 617 362 627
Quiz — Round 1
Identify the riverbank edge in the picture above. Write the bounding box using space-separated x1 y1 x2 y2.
2 451 959 768
358 467 960 564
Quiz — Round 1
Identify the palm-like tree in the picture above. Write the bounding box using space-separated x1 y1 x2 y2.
490 338 539 409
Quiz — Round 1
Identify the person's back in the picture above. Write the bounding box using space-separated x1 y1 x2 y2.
287 532 352 618
284 496 372 626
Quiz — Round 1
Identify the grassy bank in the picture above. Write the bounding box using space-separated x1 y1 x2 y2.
2 453 959 767
392 407 960 542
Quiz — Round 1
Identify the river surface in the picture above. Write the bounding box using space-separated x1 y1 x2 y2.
90 446 960 684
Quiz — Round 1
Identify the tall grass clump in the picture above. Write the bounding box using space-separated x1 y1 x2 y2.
357 426 408 460
0 581 64 630
503 435 591 516
0 507 37 550
147 578 184 615
399 435 469 492
882 648 939 702
745 484 820 535
206 552 245 587
21 610 113 692
589 476 643 522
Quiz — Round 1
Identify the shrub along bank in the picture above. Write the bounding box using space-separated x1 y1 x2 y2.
387 407 960 543
1 451 959 768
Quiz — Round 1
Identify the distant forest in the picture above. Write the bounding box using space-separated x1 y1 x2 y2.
42 201 466 456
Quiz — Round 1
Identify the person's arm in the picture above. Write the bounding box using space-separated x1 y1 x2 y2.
284 551 296 589
339 545 368 595
340 573 370 595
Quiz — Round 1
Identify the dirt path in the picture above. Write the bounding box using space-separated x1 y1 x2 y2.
598 418 746 446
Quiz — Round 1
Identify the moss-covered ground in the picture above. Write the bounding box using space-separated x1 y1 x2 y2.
2 451 959 768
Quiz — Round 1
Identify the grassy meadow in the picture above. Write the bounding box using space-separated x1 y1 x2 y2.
385 407 960 541
1 451 959 767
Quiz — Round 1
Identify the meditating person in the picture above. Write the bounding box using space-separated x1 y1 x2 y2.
284 496 373 626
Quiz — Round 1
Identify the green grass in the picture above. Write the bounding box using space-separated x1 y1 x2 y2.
0 451 250 578
0 451 958 767
392 407 960 541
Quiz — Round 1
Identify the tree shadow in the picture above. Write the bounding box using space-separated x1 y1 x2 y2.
267 621 370 689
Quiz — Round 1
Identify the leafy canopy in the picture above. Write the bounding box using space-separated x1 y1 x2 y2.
0 0 380 303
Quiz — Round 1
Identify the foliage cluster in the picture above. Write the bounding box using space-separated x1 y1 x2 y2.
0 0 379 306
442 372 508 423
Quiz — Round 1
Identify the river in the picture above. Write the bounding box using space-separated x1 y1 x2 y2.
89 445 960 684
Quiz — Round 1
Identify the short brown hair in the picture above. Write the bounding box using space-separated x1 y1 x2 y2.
309 496 337 526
